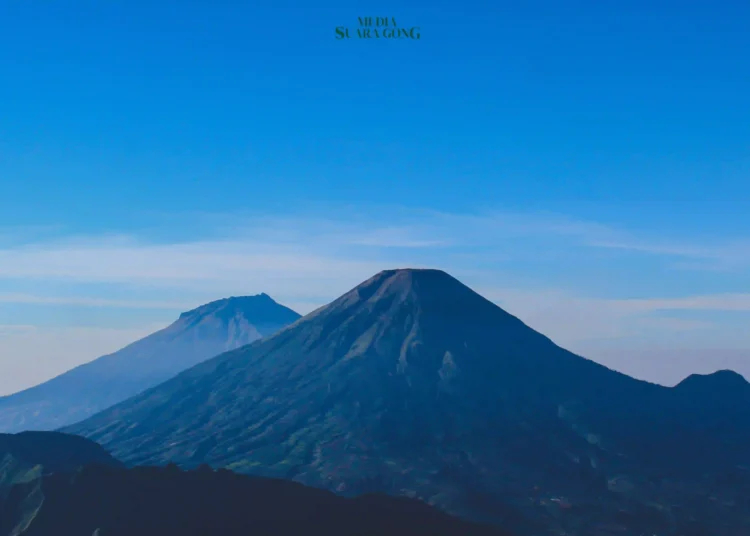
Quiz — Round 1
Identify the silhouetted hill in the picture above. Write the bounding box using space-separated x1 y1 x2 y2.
64 269 750 535
0 431 122 474
0 294 300 432
5 464 508 536
674 369 750 397
0 431 122 536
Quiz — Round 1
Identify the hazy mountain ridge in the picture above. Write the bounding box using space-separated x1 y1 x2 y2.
0 295 301 433
62 270 750 535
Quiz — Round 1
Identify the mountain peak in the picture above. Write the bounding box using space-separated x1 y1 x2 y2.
675 369 750 392
178 294 267 318
335 268 487 309
178 294 299 325
377 267 451 276
0 294 301 433
370 267 458 284
324 268 523 332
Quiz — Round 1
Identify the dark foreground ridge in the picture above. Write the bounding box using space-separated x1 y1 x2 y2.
0 294 300 432
64 269 750 535
0 431 122 473
5 464 508 536
0 432 123 536
0 431 505 536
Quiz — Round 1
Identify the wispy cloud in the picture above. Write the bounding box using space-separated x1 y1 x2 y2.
613 293 750 312
0 293 195 310
479 287 750 350
1 209 746 284
0 209 748 313
0 207 748 390
0 239 387 291
0 324 38 335
588 238 750 271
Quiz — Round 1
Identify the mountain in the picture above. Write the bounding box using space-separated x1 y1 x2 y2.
0 431 122 536
63 269 750 535
0 433 500 536
0 295 300 432
674 369 750 398
3 463 509 536
0 431 122 474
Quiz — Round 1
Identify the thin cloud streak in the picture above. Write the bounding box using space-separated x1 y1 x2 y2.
0 293 196 310
0 240 388 285
1 209 748 287
479 287 750 348
588 239 750 270
0 208 748 391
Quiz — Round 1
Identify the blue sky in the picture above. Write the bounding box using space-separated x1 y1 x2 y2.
1 1 749 394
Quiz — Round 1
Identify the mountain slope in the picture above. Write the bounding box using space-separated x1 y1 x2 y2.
64 269 750 535
0 295 300 432
9 464 509 536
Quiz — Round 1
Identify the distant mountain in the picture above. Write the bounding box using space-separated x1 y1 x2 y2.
674 369 750 397
3 463 508 536
64 269 750 535
0 295 300 432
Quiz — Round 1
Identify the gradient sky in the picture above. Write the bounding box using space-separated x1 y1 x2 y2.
1 1 749 394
